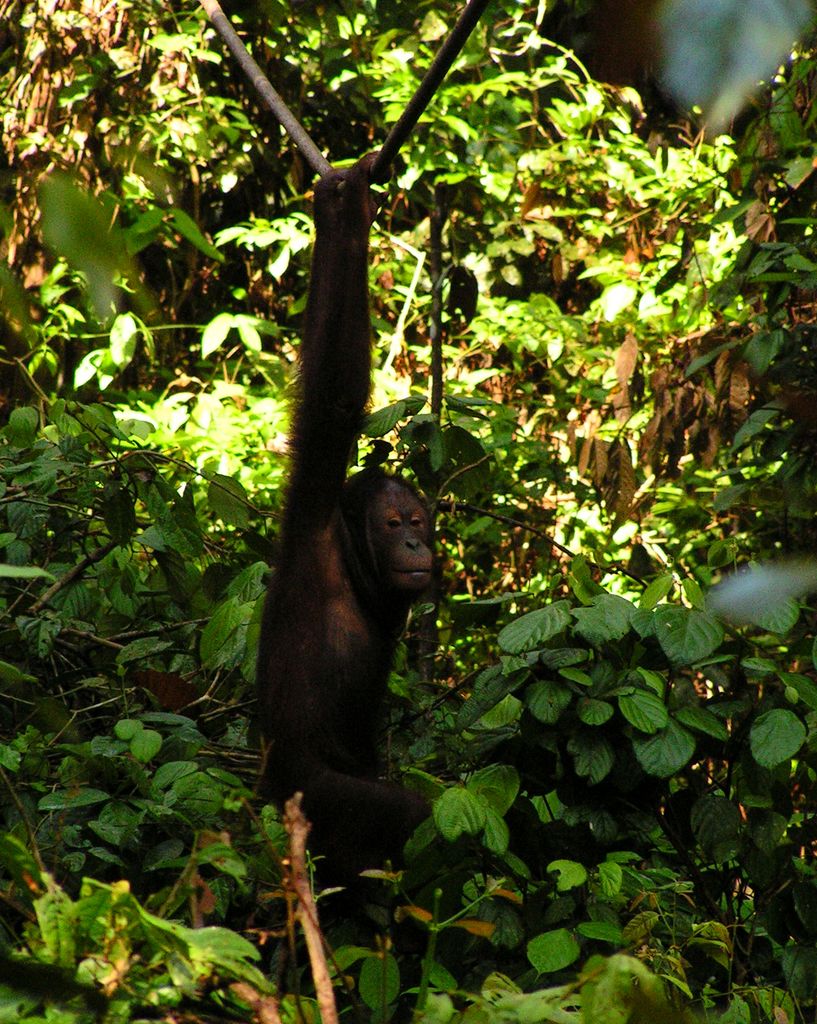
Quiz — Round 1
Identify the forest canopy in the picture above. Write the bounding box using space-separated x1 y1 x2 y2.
1 1 817 1021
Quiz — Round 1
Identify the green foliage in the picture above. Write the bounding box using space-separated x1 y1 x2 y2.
0 837 271 1020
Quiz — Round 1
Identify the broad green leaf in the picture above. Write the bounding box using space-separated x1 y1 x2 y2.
235 314 262 352
433 787 487 842
130 728 162 763
674 705 728 741
707 538 738 568
526 928 580 973
632 720 695 777
6 407 39 447
578 697 614 726
597 281 637 320
208 474 250 529
742 657 777 676
103 484 136 545
466 764 519 815
539 647 588 670
559 667 592 686
598 861 623 896
115 718 141 741
637 604 660 635
733 407 779 448
170 772 224 817
682 577 705 610
750 709 806 768
654 606 723 665
639 573 674 610
363 400 407 437
754 597 800 636
109 312 139 368
482 806 510 854
167 207 222 261
359 953 400 1011
526 680 572 724
202 312 235 358
567 732 614 783
622 913 659 946
456 665 521 729
691 794 742 863
154 761 199 789
474 694 522 730
0 743 21 772
547 859 587 891
572 594 633 646
781 945 817 1002
0 563 54 581
618 691 669 734
116 638 173 665
38 788 111 811
34 888 77 968
577 921 623 944
498 601 571 654
781 672 817 711
569 555 603 604
200 598 253 668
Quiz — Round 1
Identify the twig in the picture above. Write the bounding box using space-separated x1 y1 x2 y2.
428 184 447 420
370 0 493 182
382 234 425 372
283 794 338 1024
0 766 49 879
415 184 448 681
198 0 332 178
29 540 117 614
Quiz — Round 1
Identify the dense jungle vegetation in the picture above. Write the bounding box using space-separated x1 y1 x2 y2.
1 1 817 1021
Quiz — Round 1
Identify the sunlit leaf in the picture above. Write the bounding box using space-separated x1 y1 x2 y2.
498 601 571 654
654 606 723 665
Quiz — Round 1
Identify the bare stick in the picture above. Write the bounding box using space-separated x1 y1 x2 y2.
199 0 332 178
29 540 117 615
370 0 493 182
284 795 338 1024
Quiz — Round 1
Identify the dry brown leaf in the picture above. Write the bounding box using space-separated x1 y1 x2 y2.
615 333 639 388
729 362 749 417
520 181 543 220
745 200 776 243
592 437 610 488
603 440 636 525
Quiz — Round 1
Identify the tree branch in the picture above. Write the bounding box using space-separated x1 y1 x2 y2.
29 540 117 614
283 795 338 1024
370 0 493 182
199 0 492 183
198 0 332 178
